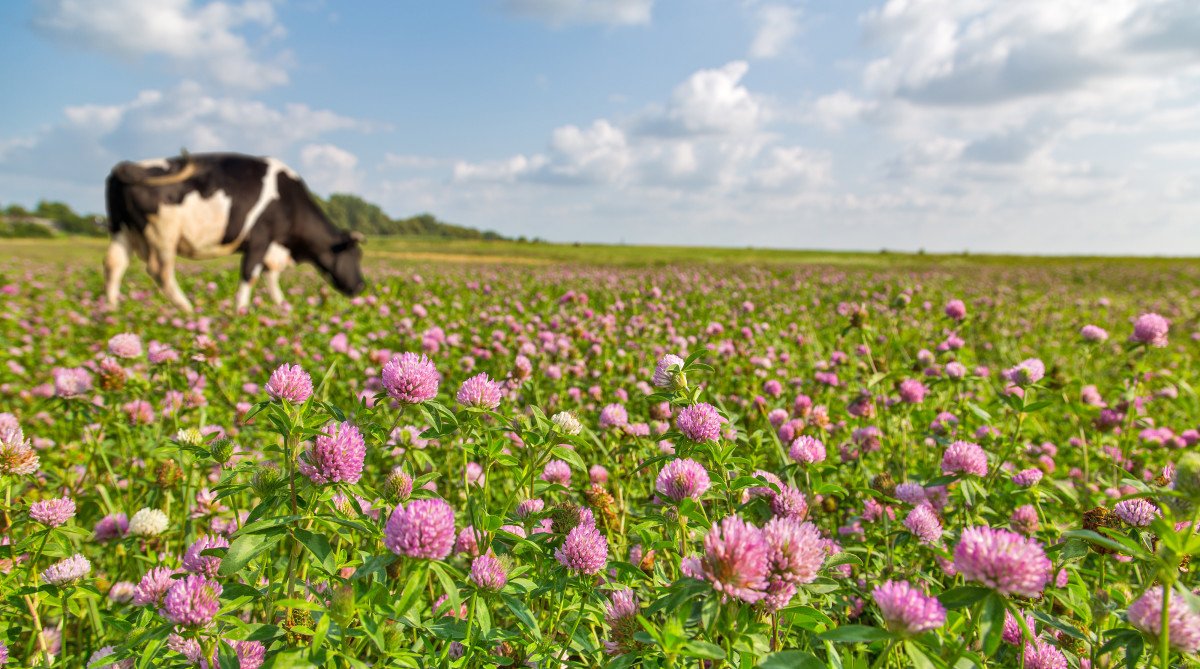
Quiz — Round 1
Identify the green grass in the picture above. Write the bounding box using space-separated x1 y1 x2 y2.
2 234 1196 271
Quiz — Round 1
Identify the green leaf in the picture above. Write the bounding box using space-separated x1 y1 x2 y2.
979 594 1006 656
813 482 848 497
294 528 335 575
923 474 959 488
903 640 942 669
428 562 461 618
820 625 894 643
1030 611 1086 641
551 445 587 472
937 585 992 609
780 604 835 630
1061 529 1149 558
758 650 824 668
1049 538 1089 562
220 583 264 601
394 564 428 617
824 552 863 570
647 578 709 615
310 607 332 650
965 402 992 422
217 640 241 669
474 595 492 636
681 641 726 660
218 533 281 578
263 648 318 669
502 594 542 640
866 371 891 388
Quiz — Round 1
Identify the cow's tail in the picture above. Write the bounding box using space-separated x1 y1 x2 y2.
106 157 198 235
111 159 196 186
104 168 129 236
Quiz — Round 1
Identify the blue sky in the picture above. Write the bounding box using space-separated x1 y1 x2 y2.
2 0 1199 254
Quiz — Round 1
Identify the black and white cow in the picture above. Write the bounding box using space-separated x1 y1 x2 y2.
104 152 365 312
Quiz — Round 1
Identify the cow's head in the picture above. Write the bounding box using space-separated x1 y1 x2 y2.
324 231 366 296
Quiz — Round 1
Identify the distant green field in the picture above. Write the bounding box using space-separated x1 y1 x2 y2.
2 235 1197 271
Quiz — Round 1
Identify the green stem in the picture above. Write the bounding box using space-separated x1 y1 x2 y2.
1160 584 1171 669
986 403 1027 489
463 591 479 658
60 590 69 664
26 531 51 586
870 639 896 669
562 593 588 658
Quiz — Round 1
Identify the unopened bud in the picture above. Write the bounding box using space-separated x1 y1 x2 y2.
155 460 182 488
1175 452 1200 502
209 437 235 464
549 502 584 533
330 584 356 625
383 624 404 651
385 470 413 502
251 463 282 496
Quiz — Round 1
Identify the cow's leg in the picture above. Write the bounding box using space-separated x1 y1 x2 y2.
153 251 194 313
262 242 292 306
235 246 268 313
144 222 193 313
103 231 131 307
265 267 286 305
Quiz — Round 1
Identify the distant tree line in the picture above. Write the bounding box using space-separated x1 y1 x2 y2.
316 193 507 240
1 194 506 241
0 201 106 238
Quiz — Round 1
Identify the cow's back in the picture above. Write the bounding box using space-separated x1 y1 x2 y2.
106 153 282 256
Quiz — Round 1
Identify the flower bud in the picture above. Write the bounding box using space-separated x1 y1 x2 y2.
209 437 235 464
384 470 413 502
330 584 356 625
549 502 585 534
251 463 282 497
155 460 182 489
1175 452 1200 502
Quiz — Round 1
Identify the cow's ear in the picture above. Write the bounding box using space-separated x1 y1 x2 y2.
349 231 366 244
332 232 362 253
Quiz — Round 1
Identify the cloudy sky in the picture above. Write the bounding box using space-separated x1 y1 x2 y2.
2 0 1199 254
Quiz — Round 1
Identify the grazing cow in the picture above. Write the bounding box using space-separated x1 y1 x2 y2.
104 152 365 312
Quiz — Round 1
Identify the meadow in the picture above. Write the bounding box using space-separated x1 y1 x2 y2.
1 237 1199 668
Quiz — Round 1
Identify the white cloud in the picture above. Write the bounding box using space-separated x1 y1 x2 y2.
751 146 832 190
0 82 375 196
381 153 447 170
543 120 631 183
451 120 636 186
501 0 653 27
860 0 1200 106
453 155 547 183
300 143 361 193
787 0 1200 248
637 61 766 136
749 4 802 59
34 0 290 90
452 61 825 215
810 91 876 130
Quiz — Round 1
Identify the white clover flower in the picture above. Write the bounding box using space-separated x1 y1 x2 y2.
174 428 204 447
652 354 687 390
42 553 91 585
128 508 169 537
552 411 583 435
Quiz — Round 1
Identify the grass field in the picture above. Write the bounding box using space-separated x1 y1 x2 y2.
4 234 1199 270
2 233 1200 667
